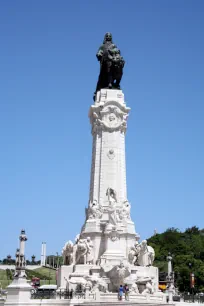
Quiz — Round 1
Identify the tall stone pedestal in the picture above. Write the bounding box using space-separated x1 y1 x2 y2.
58 89 165 303
81 89 139 265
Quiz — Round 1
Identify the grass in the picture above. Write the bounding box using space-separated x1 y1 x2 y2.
0 267 56 289
34 267 56 279
0 270 12 289
0 279 12 288
0 270 6 279
38 279 56 285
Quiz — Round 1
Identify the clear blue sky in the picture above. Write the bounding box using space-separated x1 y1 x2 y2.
0 1 203 261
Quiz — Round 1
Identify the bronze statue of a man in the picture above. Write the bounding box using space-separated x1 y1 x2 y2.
94 33 125 100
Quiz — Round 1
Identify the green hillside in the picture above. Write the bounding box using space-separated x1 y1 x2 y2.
0 269 13 288
147 226 204 292
0 267 56 289
34 267 56 279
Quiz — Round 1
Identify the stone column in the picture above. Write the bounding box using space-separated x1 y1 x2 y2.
167 253 172 276
82 89 137 264
88 89 130 207
5 230 32 305
41 242 44 266
41 242 46 266
19 230 27 255
14 230 27 279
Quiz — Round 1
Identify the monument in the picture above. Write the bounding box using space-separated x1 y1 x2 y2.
5 230 32 304
57 33 165 303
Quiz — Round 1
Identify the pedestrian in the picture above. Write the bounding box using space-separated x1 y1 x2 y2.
69 289 73 299
124 284 129 301
118 285 124 300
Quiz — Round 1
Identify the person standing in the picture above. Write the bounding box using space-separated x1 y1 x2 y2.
118 285 124 300
124 284 129 301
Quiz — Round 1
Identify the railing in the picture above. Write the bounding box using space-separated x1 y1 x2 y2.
173 295 181 301
31 289 56 299
59 289 85 299
31 289 85 300
183 294 204 303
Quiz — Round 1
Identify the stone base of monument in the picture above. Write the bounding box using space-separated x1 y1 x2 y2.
99 292 166 303
57 265 74 289
5 278 32 305
58 263 165 304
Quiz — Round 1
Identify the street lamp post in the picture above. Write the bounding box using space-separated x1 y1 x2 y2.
56 252 59 286
167 252 175 303
56 252 59 269
189 263 195 303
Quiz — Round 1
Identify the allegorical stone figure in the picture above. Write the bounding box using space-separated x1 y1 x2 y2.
94 32 125 99
62 240 74 265
128 240 140 265
106 187 118 226
86 237 94 264
75 237 94 265
119 200 131 221
137 240 155 267
86 199 103 220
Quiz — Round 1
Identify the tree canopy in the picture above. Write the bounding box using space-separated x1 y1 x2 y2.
147 226 204 292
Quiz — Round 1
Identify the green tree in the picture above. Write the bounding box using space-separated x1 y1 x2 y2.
147 226 204 293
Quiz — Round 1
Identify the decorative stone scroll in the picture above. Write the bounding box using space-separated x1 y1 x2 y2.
89 100 130 135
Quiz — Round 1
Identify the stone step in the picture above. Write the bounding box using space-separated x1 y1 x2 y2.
82 303 171 306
